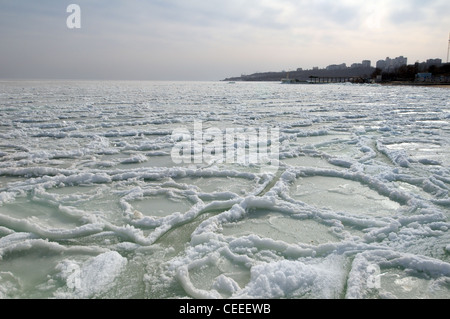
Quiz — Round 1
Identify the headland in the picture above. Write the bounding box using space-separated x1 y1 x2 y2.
223 57 450 86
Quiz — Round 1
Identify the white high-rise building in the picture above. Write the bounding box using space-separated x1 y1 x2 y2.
326 63 347 71
376 56 407 71
426 58 442 67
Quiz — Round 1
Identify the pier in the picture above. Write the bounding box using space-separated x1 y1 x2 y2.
308 76 364 84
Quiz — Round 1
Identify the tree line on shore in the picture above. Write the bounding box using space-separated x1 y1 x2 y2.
373 63 450 82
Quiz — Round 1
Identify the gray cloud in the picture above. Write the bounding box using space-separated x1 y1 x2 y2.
0 0 448 80
387 0 450 25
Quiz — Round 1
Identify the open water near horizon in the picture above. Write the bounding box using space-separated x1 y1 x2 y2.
0 80 449 299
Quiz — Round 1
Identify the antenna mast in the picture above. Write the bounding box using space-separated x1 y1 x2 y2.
447 32 450 63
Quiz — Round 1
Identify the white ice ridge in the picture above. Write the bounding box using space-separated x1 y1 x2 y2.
0 232 107 261
54 251 127 298
0 166 264 186
346 250 450 299
234 254 348 299
0 166 273 247
171 227 450 299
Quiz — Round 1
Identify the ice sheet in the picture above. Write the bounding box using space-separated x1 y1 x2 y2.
0 81 449 299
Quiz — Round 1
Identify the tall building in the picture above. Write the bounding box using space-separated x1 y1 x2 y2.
351 60 371 68
416 58 443 72
326 63 347 71
376 56 407 71
376 60 386 70
362 60 371 68
426 58 442 67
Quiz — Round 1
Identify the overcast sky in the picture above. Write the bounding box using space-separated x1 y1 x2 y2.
1 0 449 81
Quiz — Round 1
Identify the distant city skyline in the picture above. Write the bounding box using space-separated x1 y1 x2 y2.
0 1 449 81
285 55 445 74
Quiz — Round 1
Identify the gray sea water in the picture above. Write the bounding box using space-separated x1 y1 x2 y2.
0 80 449 299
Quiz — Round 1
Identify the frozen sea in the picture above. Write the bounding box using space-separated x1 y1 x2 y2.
0 80 449 299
